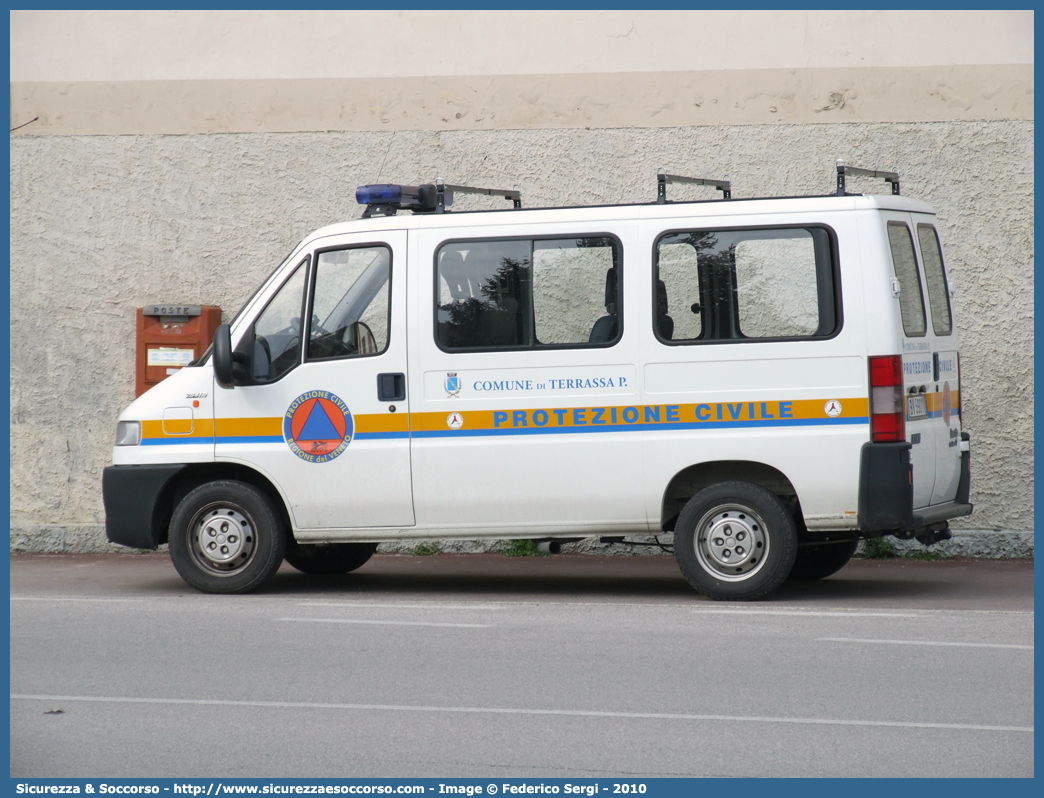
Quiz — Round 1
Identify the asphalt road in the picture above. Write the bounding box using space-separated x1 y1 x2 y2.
9 552 1034 778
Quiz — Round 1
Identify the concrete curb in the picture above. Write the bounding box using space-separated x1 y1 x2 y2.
857 530 1034 560
10 525 1032 559
10 525 131 554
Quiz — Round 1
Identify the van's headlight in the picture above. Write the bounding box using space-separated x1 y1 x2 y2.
115 421 142 446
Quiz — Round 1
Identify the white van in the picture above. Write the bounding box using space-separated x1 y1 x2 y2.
103 165 972 600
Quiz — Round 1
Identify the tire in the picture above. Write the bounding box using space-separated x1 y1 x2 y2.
674 481 798 601
284 542 378 575
168 480 287 593
787 539 859 581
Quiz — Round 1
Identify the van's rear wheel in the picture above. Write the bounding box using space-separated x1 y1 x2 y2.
168 480 286 594
674 481 798 601
787 539 859 581
284 542 378 575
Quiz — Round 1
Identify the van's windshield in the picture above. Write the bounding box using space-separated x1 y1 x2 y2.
191 244 302 366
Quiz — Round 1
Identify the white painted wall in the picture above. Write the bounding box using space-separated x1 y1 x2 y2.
11 10 1034 81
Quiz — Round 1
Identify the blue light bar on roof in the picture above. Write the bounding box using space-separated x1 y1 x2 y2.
355 184 451 209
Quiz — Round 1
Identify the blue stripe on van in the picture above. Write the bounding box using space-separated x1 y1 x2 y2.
148 418 871 444
412 416 869 439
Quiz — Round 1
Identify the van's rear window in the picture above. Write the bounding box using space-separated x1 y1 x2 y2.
916 224 952 336
654 225 840 344
887 222 927 337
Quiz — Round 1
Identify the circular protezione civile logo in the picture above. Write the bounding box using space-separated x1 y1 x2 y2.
284 391 354 463
824 399 843 417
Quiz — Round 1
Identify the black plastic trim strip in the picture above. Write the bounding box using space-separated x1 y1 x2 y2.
103 464 186 549
911 501 973 527
955 432 971 505
857 441 913 532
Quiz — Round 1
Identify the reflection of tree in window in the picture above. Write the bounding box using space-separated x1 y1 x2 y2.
437 238 617 349
574 237 608 249
441 254 529 348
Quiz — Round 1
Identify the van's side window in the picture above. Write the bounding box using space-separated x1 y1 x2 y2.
916 224 953 336
307 246 391 360
654 226 838 343
436 236 621 350
886 222 927 337
251 258 308 382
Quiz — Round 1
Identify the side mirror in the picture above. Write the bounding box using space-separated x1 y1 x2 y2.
213 324 234 389
344 321 378 355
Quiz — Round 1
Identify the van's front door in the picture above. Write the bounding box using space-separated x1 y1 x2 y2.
214 230 414 532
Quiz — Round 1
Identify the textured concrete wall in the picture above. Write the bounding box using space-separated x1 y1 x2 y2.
11 11 1033 134
9 120 1034 550
13 11 1033 82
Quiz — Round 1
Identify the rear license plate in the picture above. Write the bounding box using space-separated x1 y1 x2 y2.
906 394 928 420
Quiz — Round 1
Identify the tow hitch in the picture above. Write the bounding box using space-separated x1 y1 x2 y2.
899 522 952 547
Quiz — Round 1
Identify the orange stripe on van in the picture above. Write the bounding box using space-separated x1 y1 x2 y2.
216 417 283 438
142 418 214 440
354 413 411 434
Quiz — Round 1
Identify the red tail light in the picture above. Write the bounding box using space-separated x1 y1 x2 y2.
869 355 905 443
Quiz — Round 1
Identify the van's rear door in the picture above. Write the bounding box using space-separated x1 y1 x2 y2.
911 217 962 505
883 216 936 508
883 214 962 509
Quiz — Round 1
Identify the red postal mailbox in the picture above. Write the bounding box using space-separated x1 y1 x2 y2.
136 304 222 396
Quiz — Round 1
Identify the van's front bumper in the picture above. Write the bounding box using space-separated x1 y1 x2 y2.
103 464 186 549
857 438 973 534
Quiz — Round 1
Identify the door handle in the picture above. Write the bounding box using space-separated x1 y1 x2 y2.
932 352 940 382
377 373 406 402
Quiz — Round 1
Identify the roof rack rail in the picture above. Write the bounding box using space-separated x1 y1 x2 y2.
836 159 900 196
356 180 521 217
656 168 731 203
433 178 521 213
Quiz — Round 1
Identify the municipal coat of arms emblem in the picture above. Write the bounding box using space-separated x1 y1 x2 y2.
445 372 461 397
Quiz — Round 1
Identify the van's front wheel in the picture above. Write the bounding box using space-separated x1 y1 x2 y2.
169 481 287 593
674 482 798 601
